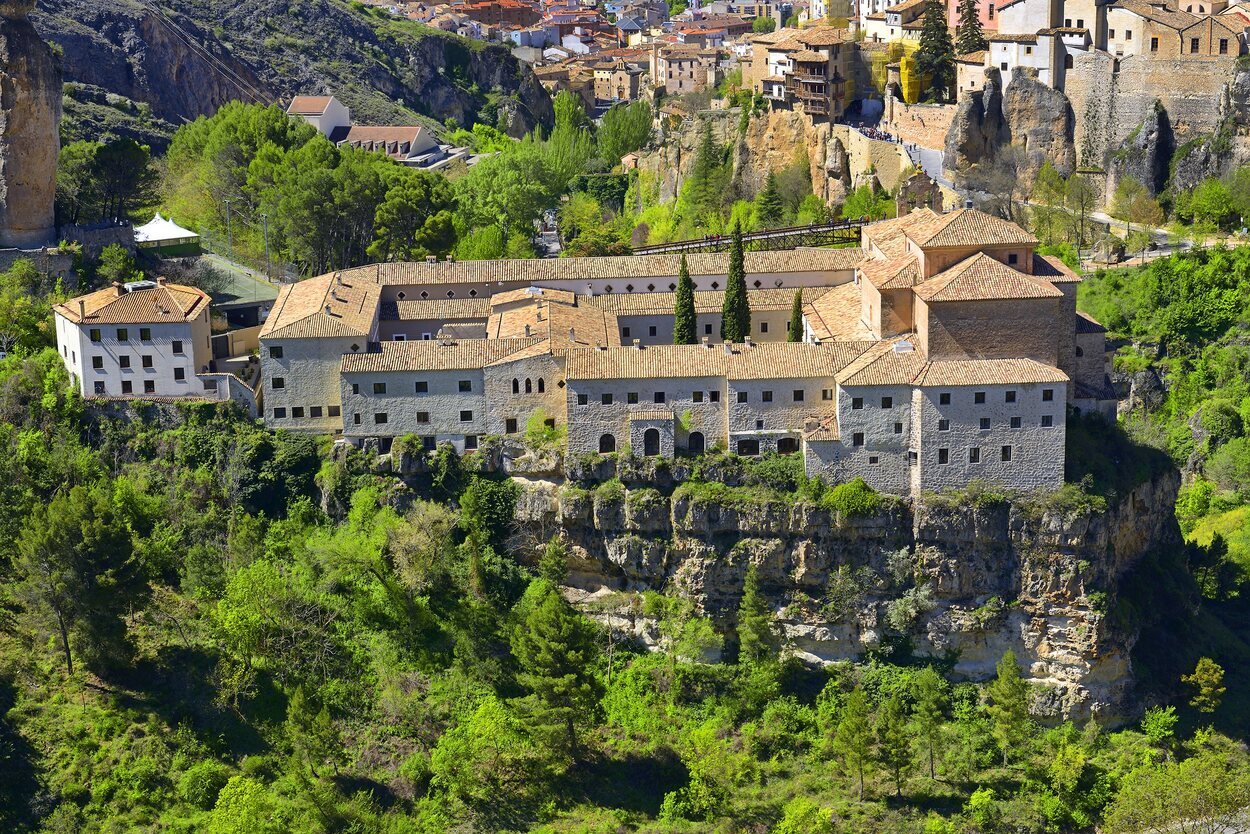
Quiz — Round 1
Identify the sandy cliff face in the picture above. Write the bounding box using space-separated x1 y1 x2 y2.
514 467 1181 724
0 0 58 247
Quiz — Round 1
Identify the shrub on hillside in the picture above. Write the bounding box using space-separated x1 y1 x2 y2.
820 477 883 517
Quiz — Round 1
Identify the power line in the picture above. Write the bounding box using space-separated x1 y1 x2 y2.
139 1 272 106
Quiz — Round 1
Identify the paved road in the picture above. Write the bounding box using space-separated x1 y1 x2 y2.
905 143 953 189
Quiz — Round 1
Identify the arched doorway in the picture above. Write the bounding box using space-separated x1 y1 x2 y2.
643 428 660 456
599 434 616 453
688 431 705 454
778 437 799 455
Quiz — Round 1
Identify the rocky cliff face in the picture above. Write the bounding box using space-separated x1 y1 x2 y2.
514 468 1182 724
0 0 58 247
34 0 553 140
1107 102 1173 197
946 67 1076 188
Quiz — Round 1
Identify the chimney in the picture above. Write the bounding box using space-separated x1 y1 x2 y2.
964 199 974 209
723 340 733 355
77 299 85 320
112 281 124 296
701 335 710 347
157 276 168 286
447 254 455 263
744 336 753 348
425 255 437 264
632 338 641 349
568 327 576 342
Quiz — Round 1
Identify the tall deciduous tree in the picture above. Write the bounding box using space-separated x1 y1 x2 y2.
598 100 652 164
788 289 804 342
916 0 956 102
985 650 1031 766
834 686 873 801
911 666 947 779
955 0 988 54
721 222 751 341
736 565 778 664
674 254 697 344
510 582 602 753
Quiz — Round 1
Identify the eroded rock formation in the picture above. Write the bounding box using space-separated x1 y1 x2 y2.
0 0 58 247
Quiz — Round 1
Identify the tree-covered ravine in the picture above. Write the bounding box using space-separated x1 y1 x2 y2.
0 244 1248 832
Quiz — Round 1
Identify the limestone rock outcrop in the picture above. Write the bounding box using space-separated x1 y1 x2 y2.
515 466 1182 724
1108 103 1173 196
0 0 58 247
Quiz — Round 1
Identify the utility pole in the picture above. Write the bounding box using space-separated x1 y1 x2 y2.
261 212 271 283
223 199 234 259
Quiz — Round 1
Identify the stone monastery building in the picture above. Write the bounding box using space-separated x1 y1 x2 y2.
250 208 1115 497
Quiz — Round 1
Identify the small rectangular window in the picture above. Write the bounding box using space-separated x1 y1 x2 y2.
174 367 185 381
852 397 863 410
852 432 864 447
969 447 981 463
92 355 105 370
273 407 287 419
627 392 639 404
373 382 387 395
793 389 804 402
269 345 283 358
654 391 666 403
352 383 359 395
1151 36 1159 51
142 355 152 368
705 323 713 335
311 406 323 418
939 392 951 405
1220 38 1228 54
329 405 341 417
1011 416 1022 428
868 455 879 464
974 391 986 404
375 413 388 424
140 328 152 341
121 381 132 394
881 396 893 409
938 419 950 431
117 328 129 341
822 389 833 401
272 377 285 389
172 340 183 354
89 328 101 342
1005 390 1017 403
621 326 631 338
762 391 773 403
693 391 704 403
737 391 748 403
292 406 304 418
1041 415 1054 427
144 380 155 394
465 435 479 450
417 412 430 424
1042 388 1054 401
415 381 428 393
760 322 769 333
1001 445 1012 461
938 448 949 464
1108 28 1114 37
1191 37 1199 53
458 380 472 393
1126 30 1132 40
649 326 657 337
460 410 473 422
578 393 589 406
980 417 991 430
710 390 720 403
119 355 131 369
353 413 361 425
894 422 903 434
602 393 613 405
506 418 518 433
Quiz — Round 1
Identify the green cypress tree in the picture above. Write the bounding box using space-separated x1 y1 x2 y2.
756 171 785 227
955 0 988 55
834 687 873 801
736 564 778 664
875 690 912 797
685 120 727 219
674 253 697 344
721 221 750 342
916 0 956 102
986 650 1032 767
788 289 803 342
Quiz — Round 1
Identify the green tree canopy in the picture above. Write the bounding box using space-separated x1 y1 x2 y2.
720 222 751 341
674 253 697 344
916 0 956 102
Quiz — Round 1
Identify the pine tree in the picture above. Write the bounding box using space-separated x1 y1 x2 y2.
875 691 912 796
756 171 785 227
685 120 727 219
674 253 697 344
286 687 346 776
1183 657 1226 714
834 687 873 801
916 0 956 103
788 289 803 342
736 564 778 664
911 667 947 779
955 0 988 55
721 221 751 342
511 584 602 753
986 650 1031 767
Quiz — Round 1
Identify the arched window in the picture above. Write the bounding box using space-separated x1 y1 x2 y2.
643 428 661 456
599 434 616 453
1064 54 1074 69
537 378 545 393
525 378 533 394
688 431 705 454
512 378 519 394
1076 346 1084 357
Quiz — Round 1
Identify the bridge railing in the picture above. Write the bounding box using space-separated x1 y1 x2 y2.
631 217 873 255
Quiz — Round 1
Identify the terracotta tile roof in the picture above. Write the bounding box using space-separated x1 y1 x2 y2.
487 298 619 349
803 414 840 441
586 286 832 315
912 358 1069 386
565 343 729 379
1076 310 1106 334
914 253 1063 302
340 337 544 373
1038 26 1089 34
260 273 381 339
804 282 876 342
287 95 334 115
1033 253 1082 283
791 49 831 61
862 209 940 258
836 338 926 386
886 0 928 11
988 32 1039 41
383 297 491 321
727 341 875 379
1111 0 1196 30
344 249 862 287
794 25 854 45
329 125 429 151
904 208 1039 248
859 255 921 289
956 49 987 63
490 286 578 307
55 281 210 325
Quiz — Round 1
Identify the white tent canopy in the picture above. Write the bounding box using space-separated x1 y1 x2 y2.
135 214 199 247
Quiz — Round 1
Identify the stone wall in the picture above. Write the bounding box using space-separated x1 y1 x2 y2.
882 94 958 151
61 221 134 259
0 245 73 282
